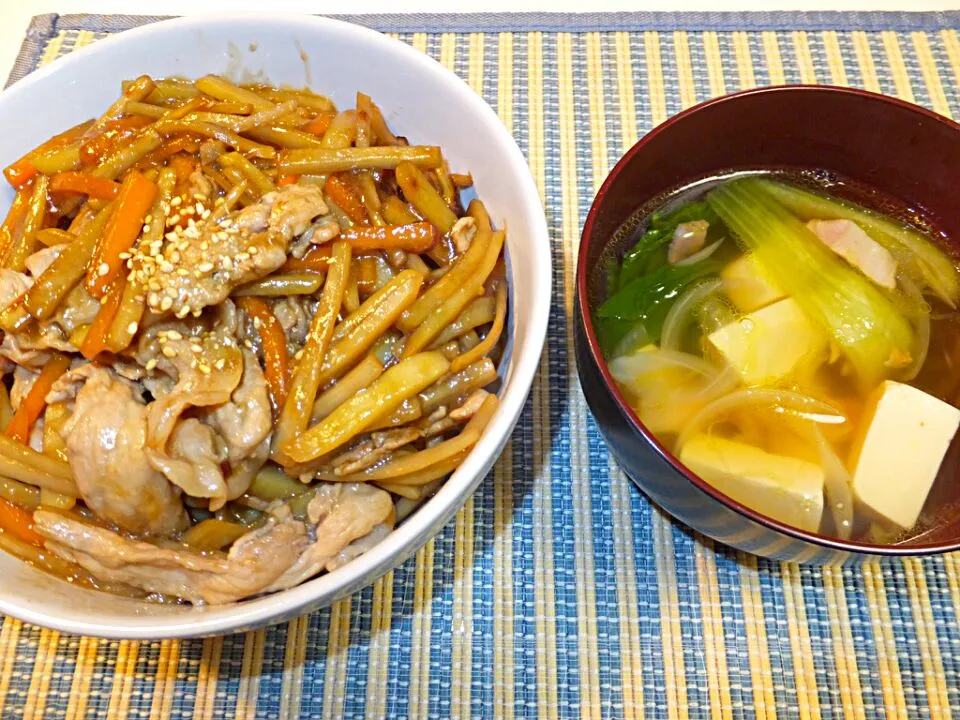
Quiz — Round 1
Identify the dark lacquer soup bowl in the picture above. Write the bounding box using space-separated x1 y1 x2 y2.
574 85 960 564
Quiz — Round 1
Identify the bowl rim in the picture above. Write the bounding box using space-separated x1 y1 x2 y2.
0 12 551 638
577 83 960 557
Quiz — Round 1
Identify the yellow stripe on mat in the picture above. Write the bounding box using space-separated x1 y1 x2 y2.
105 640 140 720
762 32 786 85
673 32 698 110
732 32 757 88
821 31 850 86
235 630 265 720
193 637 223 720
791 31 818 84
821 567 866 720
21 628 60 720
780 563 821 720
0 618 21 718
693 540 733 720
739 555 777 720
911 32 953 117
569 31 604 720
528 29 560 720
322 597 352 719
861 562 907 718
702 32 727 98
654 511 689 720
65 635 98 720
608 29 646 720
149 639 181 720
449 33 483 719
941 30 960 84
851 32 882 92
880 32 917 102
903 557 952 720
491 31 516 720
408 539 435 719
280 615 309 720
366 572 394 720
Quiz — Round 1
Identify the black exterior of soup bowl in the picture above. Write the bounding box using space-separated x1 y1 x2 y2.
574 85 960 564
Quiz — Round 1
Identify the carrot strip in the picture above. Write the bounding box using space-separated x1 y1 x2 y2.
235 297 291 414
86 171 157 298
50 171 122 201
282 244 332 273
0 188 31 264
301 113 334 136
324 175 369 226
277 173 300 187
80 278 125 359
0 497 44 546
339 222 438 253
5 352 71 446
3 158 37 189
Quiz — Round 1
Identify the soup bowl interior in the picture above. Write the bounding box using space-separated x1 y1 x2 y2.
0 14 550 637
577 85 960 560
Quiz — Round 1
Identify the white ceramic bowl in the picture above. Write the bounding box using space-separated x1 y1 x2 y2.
0 13 550 638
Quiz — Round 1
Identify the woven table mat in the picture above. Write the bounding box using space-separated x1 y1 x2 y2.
4 11 960 719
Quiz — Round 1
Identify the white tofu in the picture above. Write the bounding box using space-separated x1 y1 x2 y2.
680 434 825 532
848 380 960 529
707 298 825 386
720 254 786 312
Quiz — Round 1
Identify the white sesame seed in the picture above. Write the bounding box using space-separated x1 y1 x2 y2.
160 262 175 273
144 214 153 224
168 214 181 225
199 363 211 375
215 358 225 370
148 292 160 306
119 252 132 260
248 246 258 255
200 241 209 251
243 339 253 349
195 202 204 215
165 287 177 299
201 209 211 220
162 346 177 358
126 322 138 335
170 196 182 207
164 232 178 242
190 343 203 353
252 317 262 329
145 358 158 371
167 330 183 340
198 262 214 273
294 349 304 361
177 268 189 277
141 224 151 234
160 296 173 311
97 263 110 277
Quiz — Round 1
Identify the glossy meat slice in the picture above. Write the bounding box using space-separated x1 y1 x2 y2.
147 345 270 509
266 483 394 591
61 366 187 535
33 507 309 605
142 184 328 318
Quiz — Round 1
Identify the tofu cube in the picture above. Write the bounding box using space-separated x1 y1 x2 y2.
720 254 786 312
848 380 960 529
707 298 825 386
679 434 825 532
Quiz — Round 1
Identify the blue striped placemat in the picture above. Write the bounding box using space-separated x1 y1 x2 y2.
3 12 960 719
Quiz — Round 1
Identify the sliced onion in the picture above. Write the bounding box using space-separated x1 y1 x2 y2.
676 388 847 453
899 277 931 383
609 347 720 385
675 238 725 266
810 425 854 540
661 278 723 352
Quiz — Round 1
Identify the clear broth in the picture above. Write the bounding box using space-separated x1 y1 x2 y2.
598 169 960 546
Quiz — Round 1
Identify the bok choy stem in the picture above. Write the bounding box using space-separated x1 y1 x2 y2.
707 178 914 389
